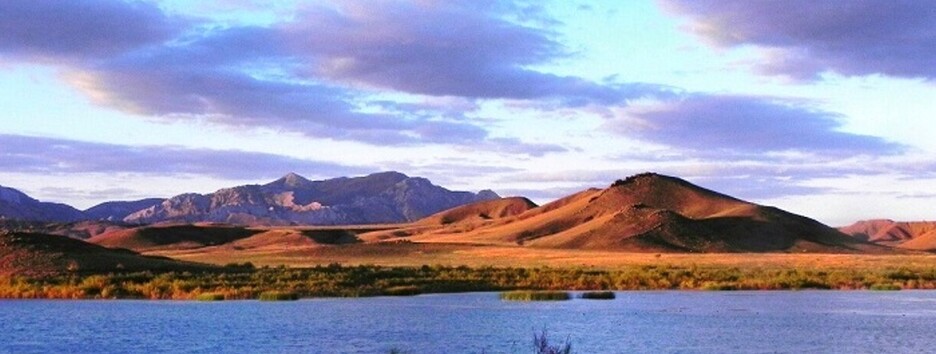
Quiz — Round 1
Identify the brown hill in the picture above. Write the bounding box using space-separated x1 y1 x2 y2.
384 173 887 253
840 220 936 251
360 197 537 242
88 224 260 252
223 229 360 251
418 197 538 226
0 231 208 277
0 220 129 239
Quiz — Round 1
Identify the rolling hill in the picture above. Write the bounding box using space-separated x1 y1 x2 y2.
369 173 887 253
840 219 936 251
0 231 209 277
87 224 262 252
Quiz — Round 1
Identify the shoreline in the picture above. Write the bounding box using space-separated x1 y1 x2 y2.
2 262 934 300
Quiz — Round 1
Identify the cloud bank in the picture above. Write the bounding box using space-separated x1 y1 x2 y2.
609 95 903 155
0 134 368 180
661 0 936 79
0 0 674 154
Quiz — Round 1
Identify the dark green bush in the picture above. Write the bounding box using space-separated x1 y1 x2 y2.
580 291 615 299
500 291 570 301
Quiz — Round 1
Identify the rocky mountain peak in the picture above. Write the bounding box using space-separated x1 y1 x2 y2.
268 172 313 189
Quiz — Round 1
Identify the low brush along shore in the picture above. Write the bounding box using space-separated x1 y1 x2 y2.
2 260 936 299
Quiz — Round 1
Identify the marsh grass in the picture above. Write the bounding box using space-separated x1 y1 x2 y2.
701 282 739 291
195 293 225 301
580 291 615 299
869 283 902 291
4 263 936 300
383 285 421 296
259 291 299 301
500 290 571 301
534 330 572 354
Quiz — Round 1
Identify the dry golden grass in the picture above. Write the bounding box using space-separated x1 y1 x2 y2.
148 242 936 271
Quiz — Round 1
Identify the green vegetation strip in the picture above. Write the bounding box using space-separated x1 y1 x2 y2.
501 291 571 301
869 283 902 291
259 291 299 301
1 263 934 299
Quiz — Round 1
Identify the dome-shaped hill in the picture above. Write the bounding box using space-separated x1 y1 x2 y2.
417 197 538 226
222 229 359 251
406 173 889 253
358 197 538 242
0 232 208 277
603 173 754 219
88 225 260 252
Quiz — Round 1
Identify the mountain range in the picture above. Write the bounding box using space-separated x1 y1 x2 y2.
0 186 86 223
0 172 499 226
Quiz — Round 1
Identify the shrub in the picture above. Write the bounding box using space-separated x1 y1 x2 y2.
701 282 738 291
383 286 421 296
259 291 299 301
196 293 225 301
500 291 571 301
869 283 901 291
580 291 615 300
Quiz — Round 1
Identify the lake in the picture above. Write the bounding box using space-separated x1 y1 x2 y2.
2 291 935 353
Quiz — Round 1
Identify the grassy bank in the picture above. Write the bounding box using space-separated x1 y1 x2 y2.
1 263 935 299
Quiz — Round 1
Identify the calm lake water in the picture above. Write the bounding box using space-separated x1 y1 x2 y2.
2 291 936 353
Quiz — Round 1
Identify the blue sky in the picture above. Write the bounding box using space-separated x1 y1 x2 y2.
2 0 935 225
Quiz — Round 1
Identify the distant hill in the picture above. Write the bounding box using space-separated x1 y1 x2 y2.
221 229 360 251
377 173 887 253
0 231 209 277
88 224 262 252
418 197 538 226
360 197 538 242
0 220 129 240
84 198 165 221
0 185 85 222
123 172 500 225
840 219 936 251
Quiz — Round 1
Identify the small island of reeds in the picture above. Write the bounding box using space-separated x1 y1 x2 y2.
580 291 615 299
500 290 571 301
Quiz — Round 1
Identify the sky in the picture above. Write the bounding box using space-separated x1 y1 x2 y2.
1 0 935 226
